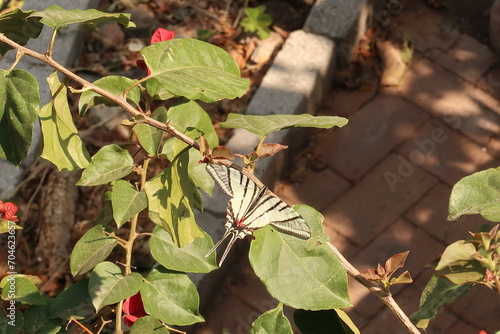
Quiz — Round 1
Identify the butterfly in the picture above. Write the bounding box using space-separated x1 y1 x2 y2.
205 162 311 266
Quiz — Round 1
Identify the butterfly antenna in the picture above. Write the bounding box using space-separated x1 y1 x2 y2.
205 228 233 258
218 232 240 267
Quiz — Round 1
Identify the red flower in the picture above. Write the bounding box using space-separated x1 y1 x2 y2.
123 292 147 327
0 201 19 222
137 28 175 75
479 331 488 334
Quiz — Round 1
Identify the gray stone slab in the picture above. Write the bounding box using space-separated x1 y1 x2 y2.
0 0 99 199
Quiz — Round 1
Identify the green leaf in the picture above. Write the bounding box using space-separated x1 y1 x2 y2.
70 225 118 276
0 69 39 166
0 9 43 55
0 275 43 304
130 316 170 334
410 275 472 329
220 113 349 137
241 6 272 39
111 180 147 227
0 274 42 288
2 275 45 305
0 308 24 334
89 262 142 312
96 191 114 226
437 261 485 285
448 167 500 222
23 304 62 334
250 303 293 334
161 100 218 193
145 152 204 247
135 107 168 155
76 144 135 186
0 276 45 305
29 5 135 29
39 72 90 171
78 76 141 116
162 101 219 156
141 266 204 326
0 219 22 234
149 225 217 273
294 309 360 334
49 279 93 320
435 240 477 270
141 38 249 102
249 206 350 310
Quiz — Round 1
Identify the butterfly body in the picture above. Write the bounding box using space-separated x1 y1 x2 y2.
205 163 311 266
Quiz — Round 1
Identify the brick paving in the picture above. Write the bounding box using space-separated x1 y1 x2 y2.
196 2 500 333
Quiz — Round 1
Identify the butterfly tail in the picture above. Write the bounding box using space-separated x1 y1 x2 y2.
205 227 233 258
217 232 241 267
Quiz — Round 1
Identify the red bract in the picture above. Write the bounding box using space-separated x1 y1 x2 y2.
0 201 19 222
123 292 148 327
137 28 175 75
151 28 175 44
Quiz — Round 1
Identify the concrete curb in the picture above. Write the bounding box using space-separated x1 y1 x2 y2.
0 0 99 199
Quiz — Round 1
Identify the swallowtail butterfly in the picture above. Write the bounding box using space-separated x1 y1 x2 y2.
205 163 311 266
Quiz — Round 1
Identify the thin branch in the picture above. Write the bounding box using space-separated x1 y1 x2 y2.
327 242 421 334
68 316 94 334
0 33 200 151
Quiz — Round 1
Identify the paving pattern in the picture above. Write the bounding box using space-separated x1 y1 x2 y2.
196 3 500 333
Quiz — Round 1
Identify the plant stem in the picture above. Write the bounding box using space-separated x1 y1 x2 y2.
0 33 199 151
115 300 124 334
46 29 57 58
117 157 150 333
327 242 421 334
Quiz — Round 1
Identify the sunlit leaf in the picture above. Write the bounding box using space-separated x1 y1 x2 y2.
249 304 292 334
130 316 170 333
0 276 45 305
29 5 135 29
39 72 90 171
111 180 147 227
449 167 500 222
78 76 141 116
141 266 204 326
76 144 135 186
220 113 348 137
141 39 249 102
135 107 168 155
145 152 204 247
149 226 217 273
249 206 350 310
89 262 142 312
70 225 118 276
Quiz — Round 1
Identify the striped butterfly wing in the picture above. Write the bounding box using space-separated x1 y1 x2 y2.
206 163 311 265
